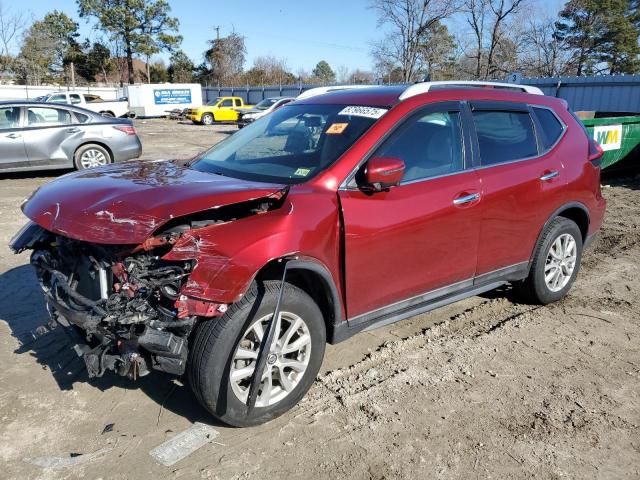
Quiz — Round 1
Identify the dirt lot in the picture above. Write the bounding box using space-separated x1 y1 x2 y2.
0 119 638 479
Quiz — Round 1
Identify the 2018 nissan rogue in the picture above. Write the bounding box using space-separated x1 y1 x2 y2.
10 81 606 427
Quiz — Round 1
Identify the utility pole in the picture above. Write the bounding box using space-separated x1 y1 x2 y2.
70 61 76 89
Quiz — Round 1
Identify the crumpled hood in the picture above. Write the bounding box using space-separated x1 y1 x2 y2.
22 160 286 244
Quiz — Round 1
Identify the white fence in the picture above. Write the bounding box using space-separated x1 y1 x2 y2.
0 85 119 101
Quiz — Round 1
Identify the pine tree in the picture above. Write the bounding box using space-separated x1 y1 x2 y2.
556 0 640 75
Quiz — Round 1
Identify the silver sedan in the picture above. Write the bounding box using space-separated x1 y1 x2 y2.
0 101 142 173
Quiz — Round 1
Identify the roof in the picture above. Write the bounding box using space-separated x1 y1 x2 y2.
295 86 406 107
295 81 544 107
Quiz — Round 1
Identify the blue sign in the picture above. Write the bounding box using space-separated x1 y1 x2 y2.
153 88 192 105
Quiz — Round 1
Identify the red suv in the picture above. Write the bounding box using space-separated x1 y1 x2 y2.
11 82 605 426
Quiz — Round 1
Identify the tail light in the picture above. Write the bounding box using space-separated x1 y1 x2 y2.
113 125 137 136
588 137 604 166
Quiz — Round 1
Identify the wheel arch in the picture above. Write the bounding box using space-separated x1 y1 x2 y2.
74 141 114 164
529 202 590 267
255 258 344 344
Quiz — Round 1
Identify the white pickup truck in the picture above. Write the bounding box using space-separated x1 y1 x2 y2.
41 92 131 118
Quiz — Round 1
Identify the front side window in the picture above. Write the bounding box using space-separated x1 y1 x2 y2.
220 99 233 107
375 110 464 183
27 107 72 126
192 104 381 184
0 106 20 129
472 110 538 166
533 107 564 150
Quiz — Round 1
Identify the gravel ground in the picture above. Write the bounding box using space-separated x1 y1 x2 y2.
0 119 638 479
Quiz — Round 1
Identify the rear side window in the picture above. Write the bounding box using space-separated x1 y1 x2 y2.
472 110 538 165
533 107 564 150
26 107 72 126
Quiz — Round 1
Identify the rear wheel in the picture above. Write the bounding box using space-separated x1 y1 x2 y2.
74 144 112 170
201 113 214 125
516 217 583 304
188 281 326 427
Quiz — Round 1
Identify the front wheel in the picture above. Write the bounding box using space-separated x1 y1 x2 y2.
516 217 583 304
188 281 326 427
201 113 214 125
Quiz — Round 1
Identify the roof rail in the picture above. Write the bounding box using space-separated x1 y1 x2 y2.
297 85 376 100
399 81 544 100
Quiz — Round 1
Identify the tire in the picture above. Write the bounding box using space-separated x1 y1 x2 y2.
100 111 115 118
201 113 214 125
188 280 326 427
74 143 112 170
516 217 583 304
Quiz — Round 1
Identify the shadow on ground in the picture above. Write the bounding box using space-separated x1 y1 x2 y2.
0 264 216 425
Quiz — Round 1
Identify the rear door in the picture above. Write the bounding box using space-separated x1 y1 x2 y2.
469 101 567 277
339 102 482 318
22 106 77 168
0 105 28 170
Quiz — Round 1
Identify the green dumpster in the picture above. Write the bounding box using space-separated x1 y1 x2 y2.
580 115 640 169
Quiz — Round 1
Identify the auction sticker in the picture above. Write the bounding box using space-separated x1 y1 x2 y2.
338 106 388 119
326 123 349 134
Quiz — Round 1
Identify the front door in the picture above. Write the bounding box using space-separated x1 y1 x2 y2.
338 103 482 318
216 98 237 121
0 106 28 170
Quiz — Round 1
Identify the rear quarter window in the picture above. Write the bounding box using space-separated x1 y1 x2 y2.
472 110 538 166
533 107 565 150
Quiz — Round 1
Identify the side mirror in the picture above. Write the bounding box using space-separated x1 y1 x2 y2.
365 156 405 191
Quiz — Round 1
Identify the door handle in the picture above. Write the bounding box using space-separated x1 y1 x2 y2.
540 170 559 181
65 127 81 134
6 133 20 139
453 193 480 205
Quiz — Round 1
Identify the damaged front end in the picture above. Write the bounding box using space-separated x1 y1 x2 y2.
11 223 225 379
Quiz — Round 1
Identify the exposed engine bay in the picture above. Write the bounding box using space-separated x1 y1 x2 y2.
12 175 289 381
21 226 219 379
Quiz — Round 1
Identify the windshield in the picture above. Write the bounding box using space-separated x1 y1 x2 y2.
255 98 278 110
191 104 384 184
206 97 222 106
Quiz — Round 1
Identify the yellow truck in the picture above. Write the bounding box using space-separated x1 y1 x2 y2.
187 96 254 125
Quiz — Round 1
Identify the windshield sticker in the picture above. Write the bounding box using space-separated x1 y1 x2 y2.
338 106 387 119
326 122 349 134
294 167 312 177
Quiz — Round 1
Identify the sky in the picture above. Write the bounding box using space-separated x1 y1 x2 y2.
15 0 566 74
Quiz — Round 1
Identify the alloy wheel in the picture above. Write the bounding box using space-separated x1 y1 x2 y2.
230 312 312 408
544 233 577 292
80 148 108 169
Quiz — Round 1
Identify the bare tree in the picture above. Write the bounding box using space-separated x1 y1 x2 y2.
370 0 461 82
336 64 350 83
0 1 26 57
519 15 572 77
462 0 527 79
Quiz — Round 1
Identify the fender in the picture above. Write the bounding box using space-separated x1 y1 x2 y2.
528 201 590 269
161 191 344 312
